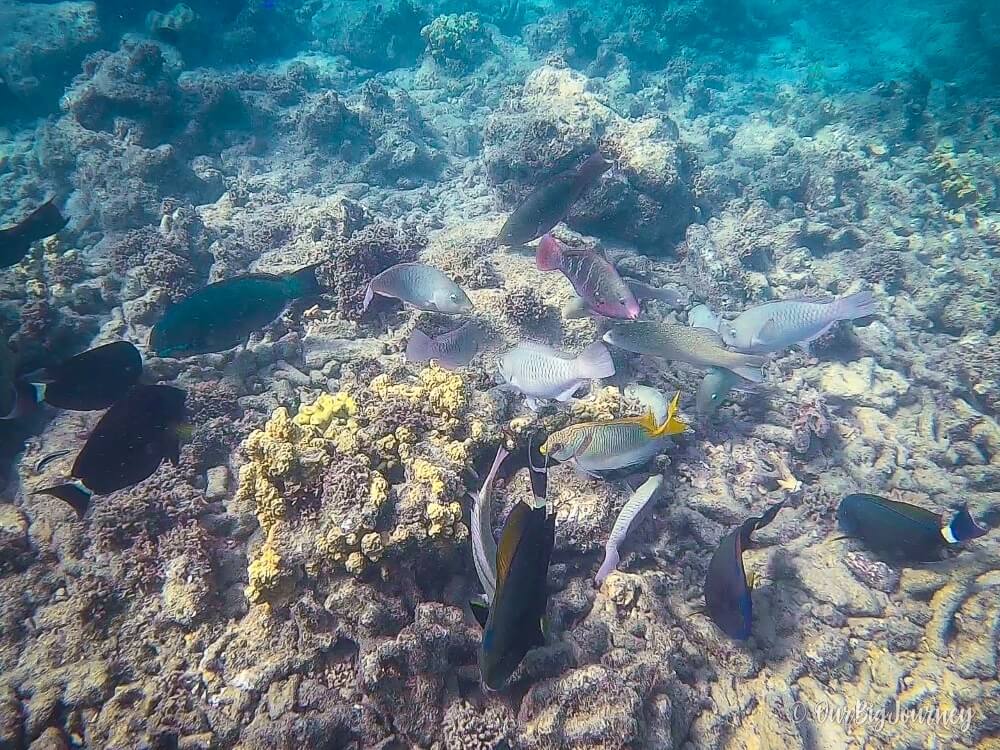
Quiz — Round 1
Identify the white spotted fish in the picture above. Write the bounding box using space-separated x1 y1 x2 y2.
720 291 877 354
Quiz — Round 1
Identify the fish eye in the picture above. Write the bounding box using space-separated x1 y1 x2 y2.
711 393 720 401
618 297 626 305
450 293 459 302
728 327 737 337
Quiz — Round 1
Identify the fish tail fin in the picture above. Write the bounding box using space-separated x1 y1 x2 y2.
650 391 686 437
943 506 987 544
730 355 767 384
833 290 877 321
576 342 615 380
362 282 375 312
405 328 435 364
536 234 563 271
2 381 40 420
33 482 92 518
285 263 323 298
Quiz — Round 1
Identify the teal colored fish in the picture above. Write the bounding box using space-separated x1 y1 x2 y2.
696 366 741 416
150 266 321 357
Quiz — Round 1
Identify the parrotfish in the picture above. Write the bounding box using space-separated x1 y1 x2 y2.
704 501 785 640
151 266 322 357
363 262 472 315
498 152 612 246
836 493 987 562
603 321 767 383
563 278 683 319
498 341 615 410
536 234 640 320
541 391 686 473
478 494 555 690
696 366 741 417
720 291 877 354
0 198 68 268
596 475 665 586
406 321 485 370
34 384 188 517
688 303 722 333
21 341 143 411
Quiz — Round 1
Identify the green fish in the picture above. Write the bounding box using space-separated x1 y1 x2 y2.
150 265 322 357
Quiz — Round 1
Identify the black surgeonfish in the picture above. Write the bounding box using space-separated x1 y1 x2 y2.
704 501 785 641
837 493 986 562
34 384 187 517
478 496 555 690
0 199 68 268
21 341 143 411
497 152 612 246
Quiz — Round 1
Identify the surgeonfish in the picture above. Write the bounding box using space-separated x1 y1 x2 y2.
498 152 612 246
151 266 322 357
536 234 640 320
562 279 683 320
34 384 188 517
21 341 143 411
696 366 742 417
406 321 485 370
363 262 472 315
478 494 555 690
704 501 785 640
0 337 32 420
720 291 877 354
688 303 722 333
541 391 686 473
0 198 69 268
603 321 767 383
836 493 987 562
498 341 615 410
595 475 665 586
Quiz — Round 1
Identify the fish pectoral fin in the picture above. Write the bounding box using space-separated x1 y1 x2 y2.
751 318 779 349
554 383 582 402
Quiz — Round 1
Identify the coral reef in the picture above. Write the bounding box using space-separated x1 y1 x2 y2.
422 13 492 71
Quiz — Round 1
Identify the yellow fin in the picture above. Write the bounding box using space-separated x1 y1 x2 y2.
495 503 528 587
649 391 686 438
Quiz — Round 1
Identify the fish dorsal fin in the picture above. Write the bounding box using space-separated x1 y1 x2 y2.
495 503 528 586
648 391 685 438
638 409 658 434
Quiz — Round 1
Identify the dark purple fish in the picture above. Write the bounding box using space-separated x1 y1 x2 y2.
498 152 612 246
0 199 68 268
405 321 485 370
537 234 640 320
626 280 684 308
704 501 784 640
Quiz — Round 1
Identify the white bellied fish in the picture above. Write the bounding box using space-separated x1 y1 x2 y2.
363 263 472 314
596 475 665 586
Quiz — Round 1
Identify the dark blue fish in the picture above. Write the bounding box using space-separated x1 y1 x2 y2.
704 501 784 641
837 493 986 562
34 385 188 517
0 199 68 268
477 497 555 690
21 341 143 411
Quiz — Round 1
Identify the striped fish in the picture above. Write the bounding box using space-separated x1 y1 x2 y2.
537 235 640 320
541 392 686 472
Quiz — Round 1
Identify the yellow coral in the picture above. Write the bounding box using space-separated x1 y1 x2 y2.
369 472 389 507
245 537 291 605
410 457 447 498
294 391 359 430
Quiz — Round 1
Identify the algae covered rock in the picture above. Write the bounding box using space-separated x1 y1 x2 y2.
421 13 492 70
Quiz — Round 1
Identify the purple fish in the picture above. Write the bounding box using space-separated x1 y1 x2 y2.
405 321 485 370
537 235 640 320
498 152 612 246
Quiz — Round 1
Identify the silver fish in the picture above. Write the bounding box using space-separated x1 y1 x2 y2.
406 321 485 370
688 303 721 333
623 383 670 425
603 322 767 383
720 291 877 353
498 341 615 410
470 445 509 603
363 263 472 315
596 475 665 586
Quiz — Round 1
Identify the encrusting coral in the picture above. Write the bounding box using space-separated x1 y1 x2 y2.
235 365 502 604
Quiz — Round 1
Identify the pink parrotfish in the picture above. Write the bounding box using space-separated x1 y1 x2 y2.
536 234 640 320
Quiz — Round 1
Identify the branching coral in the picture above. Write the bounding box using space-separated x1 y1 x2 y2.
235 365 502 602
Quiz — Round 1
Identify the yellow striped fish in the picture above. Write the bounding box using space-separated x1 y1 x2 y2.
540 391 686 472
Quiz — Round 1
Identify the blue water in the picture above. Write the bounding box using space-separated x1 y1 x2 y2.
0 1 997 748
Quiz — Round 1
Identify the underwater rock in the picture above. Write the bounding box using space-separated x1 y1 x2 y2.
321 0 428 71
421 13 492 71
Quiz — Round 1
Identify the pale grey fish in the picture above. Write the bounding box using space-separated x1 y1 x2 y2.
596 475 665 586
363 262 472 315
498 341 615 408
470 445 509 603
720 291 877 354
406 321 485 370
688 303 721 333
696 366 742 416
624 383 670 425
603 322 767 383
